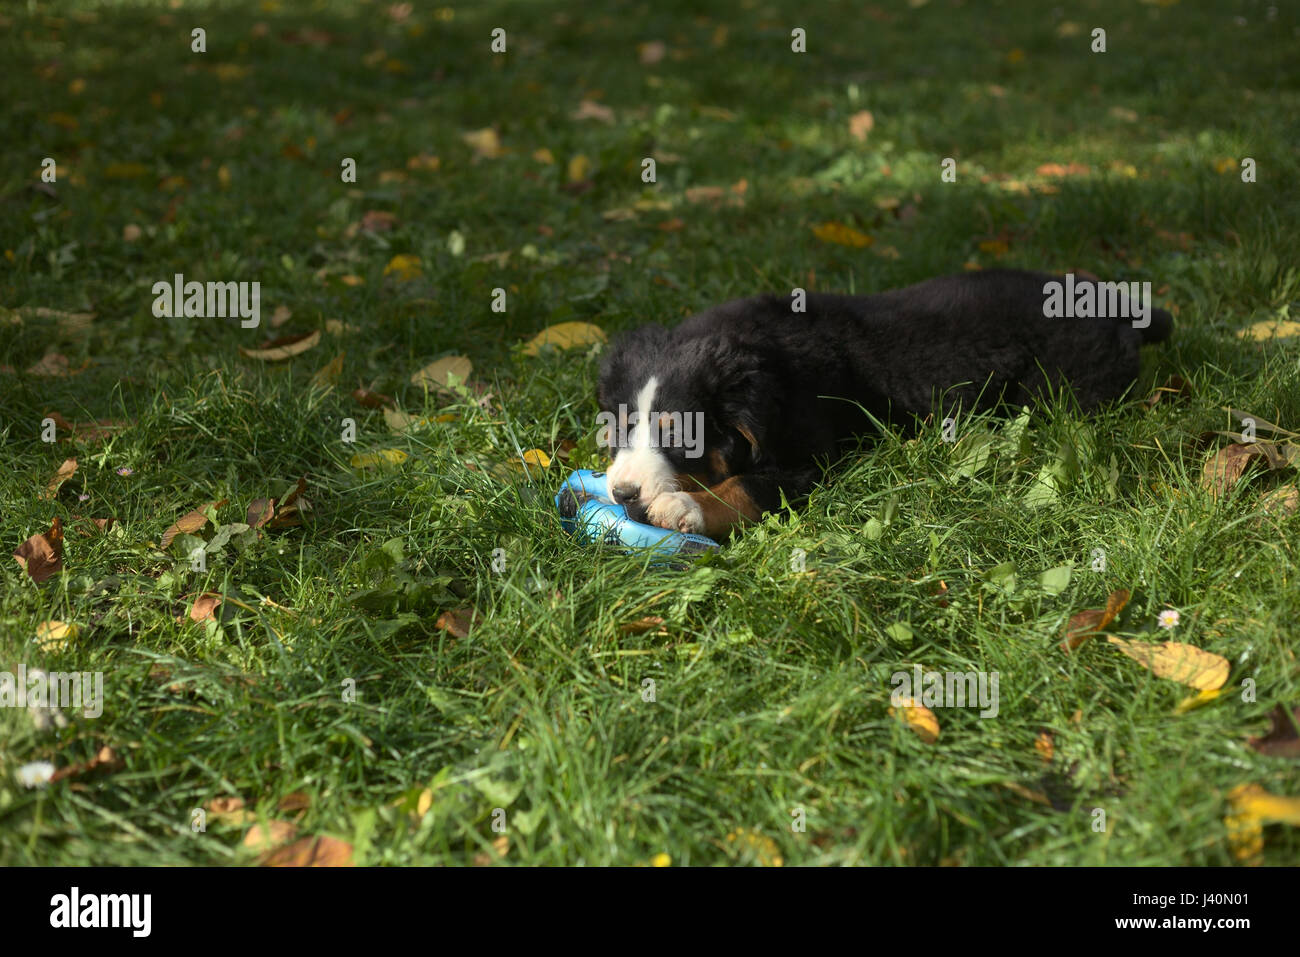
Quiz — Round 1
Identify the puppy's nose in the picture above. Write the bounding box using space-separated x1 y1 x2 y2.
612 483 640 504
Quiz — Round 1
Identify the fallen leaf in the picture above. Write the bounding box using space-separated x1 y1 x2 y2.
462 127 503 159
1201 443 1265 497
1061 588 1130 651
1174 688 1225 715
160 499 227 549
812 222 873 247
310 352 345 389
207 796 254 825
48 746 122 784
435 607 478 639
246 498 275 528
42 458 78 500
270 305 292 327
382 254 422 281
1226 783 1300 863
889 697 940 743
350 449 409 469
243 820 298 851
410 355 472 390
638 41 666 64
238 330 321 361
1247 705 1300 758
1258 485 1300 519
188 592 224 623
267 476 310 528
572 99 615 124
262 834 354 867
35 620 80 652
1106 638 1230 690
352 388 395 409
848 110 874 141
521 322 606 356
618 616 666 635
566 153 591 184
1036 162 1090 178
14 517 64 583
1238 319 1300 341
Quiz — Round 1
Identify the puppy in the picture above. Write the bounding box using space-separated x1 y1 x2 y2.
597 269 1173 538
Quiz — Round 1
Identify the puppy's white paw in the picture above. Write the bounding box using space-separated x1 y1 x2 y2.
646 491 705 535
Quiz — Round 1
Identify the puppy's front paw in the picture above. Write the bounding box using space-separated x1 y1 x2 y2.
646 491 705 534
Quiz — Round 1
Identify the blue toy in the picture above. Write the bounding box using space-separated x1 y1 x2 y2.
555 469 720 559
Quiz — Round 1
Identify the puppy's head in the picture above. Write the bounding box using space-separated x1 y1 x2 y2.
598 329 768 520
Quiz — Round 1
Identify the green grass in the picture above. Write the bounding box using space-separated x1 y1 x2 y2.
2 0 1299 865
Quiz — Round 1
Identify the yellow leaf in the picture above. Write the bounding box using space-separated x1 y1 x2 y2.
104 163 150 180
1106 638 1230 690
1173 688 1225 715
1228 783 1300 826
650 852 671 867
383 254 422 281
812 222 873 247
35 620 80 652
338 274 365 287
349 449 409 469
521 321 607 356
410 355 472 390
1237 319 1300 341
508 449 552 470
889 697 940 743
383 408 439 432
462 127 503 159
532 148 555 164
567 153 591 183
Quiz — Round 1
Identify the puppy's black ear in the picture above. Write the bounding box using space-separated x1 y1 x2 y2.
711 340 773 466
598 324 668 410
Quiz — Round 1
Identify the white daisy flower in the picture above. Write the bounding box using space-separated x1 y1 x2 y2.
1157 609 1180 630
16 761 56 789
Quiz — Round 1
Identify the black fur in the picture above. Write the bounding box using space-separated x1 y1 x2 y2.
598 269 1173 525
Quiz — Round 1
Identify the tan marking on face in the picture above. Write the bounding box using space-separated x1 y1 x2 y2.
734 423 761 459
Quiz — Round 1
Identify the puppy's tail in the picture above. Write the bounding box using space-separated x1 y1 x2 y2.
1140 306 1174 345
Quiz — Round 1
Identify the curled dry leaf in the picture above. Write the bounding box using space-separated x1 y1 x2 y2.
435 607 478 639
1202 443 1262 496
261 834 354 867
42 457 78 499
811 222 873 247
618 616 666 635
410 355 472 390
1247 705 1300 758
243 820 298 851
189 592 224 623
239 329 321 361
246 498 275 528
521 322 606 356
14 517 64 583
1061 588 1130 651
352 388 395 409
267 476 310 528
1106 637 1230 690
49 746 123 784
888 697 940 743
160 499 227 549
848 109 875 141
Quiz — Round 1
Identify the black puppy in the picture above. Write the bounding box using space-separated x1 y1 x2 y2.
597 269 1172 538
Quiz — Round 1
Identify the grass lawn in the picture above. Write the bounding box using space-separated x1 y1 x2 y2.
2 0 1299 866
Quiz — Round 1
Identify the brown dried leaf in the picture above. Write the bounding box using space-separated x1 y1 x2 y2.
42 457 78 499
49 746 122 784
189 592 224 623
238 329 321 361
261 834 354 867
435 607 478 639
160 499 227 549
1247 705 1300 758
246 498 275 528
618 616 666 635
243 820 297 851
1202 443 1264 496
14 517 64 583
352 388 395 409
1061 588 1130 651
